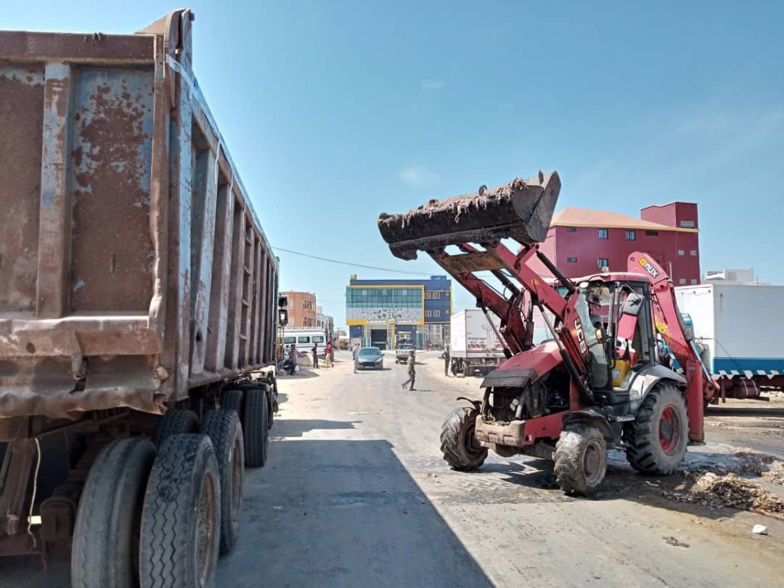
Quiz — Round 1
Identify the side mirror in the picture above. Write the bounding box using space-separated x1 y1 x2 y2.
621 293 643 317
278 309 288 326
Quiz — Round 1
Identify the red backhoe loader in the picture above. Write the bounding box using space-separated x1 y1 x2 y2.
378 172 716 495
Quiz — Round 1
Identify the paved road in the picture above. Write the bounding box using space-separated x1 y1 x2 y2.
2 350 784 587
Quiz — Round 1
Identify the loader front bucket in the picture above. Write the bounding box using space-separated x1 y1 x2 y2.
378 171 561 260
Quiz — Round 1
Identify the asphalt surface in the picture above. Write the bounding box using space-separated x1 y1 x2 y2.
2 350 784 587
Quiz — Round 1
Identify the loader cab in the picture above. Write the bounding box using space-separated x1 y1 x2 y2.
574 277 657 400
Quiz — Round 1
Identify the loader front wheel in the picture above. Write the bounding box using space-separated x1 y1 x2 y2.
626 383 688 475
554 424 607 496
440 407 487 471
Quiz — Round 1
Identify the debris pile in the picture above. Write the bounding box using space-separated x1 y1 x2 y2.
661 472 784 519
764 465 784 486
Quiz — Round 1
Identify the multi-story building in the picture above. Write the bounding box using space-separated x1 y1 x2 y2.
316 306 335 338
346 275 452 350
282 291 317 328
536 202 701 286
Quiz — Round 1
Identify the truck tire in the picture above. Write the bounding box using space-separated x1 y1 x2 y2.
554 424 607 496
236 382 274 430
221 388 244 416
72 438 157 588
200 410 244 555
140 434 220 588
626 383 688 475
243 387 269 467
440 407 488 471
151 410 200 448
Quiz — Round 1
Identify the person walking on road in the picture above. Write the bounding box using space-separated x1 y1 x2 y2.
324 341 334 368
441 346 450 377
287 343 297 375
311 343 319 369
401 349 416 391
352 344 359 373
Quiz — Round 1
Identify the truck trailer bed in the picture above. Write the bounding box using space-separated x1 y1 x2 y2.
0 10 279 419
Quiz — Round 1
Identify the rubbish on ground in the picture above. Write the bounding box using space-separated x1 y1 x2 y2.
752 524 768 535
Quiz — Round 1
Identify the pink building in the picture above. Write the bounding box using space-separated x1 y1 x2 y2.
535 202 701 286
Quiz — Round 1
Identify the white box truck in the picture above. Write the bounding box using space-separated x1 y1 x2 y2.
450 310 506 375
675 284 784 397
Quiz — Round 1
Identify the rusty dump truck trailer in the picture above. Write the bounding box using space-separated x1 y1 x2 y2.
0 9 277 583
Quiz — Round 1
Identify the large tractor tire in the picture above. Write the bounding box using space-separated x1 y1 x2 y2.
151 410 200 448
626 383 689 475
200 410 244 555
243 386 269 468
140 434 221 588
71 439 157 588
440 407 488 471
554 424 607 496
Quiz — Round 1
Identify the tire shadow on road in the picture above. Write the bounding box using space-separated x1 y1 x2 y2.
222 439 494 587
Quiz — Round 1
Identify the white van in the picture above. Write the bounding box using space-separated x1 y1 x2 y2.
281 329 328 358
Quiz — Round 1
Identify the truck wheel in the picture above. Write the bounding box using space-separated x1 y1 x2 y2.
151 410 200 448
440 407 488 471
201 410 244 555
626 383 688 475
140 434 220 588
72 438 156 588
243 387 269 467
554 424 607 496
221 388 244 416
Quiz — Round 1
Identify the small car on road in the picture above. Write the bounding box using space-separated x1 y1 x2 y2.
357 346 384 370
395 342 414 364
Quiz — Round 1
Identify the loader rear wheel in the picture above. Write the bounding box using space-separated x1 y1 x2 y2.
440 407 487 471
71 438 156 588
140 434 220 588
243 387 269 467
200 410 244 555
554 424 607 496
626 383 688 475
151 410 200 448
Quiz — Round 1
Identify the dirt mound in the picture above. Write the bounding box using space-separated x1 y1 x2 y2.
661 472 784 519
764 465 784 486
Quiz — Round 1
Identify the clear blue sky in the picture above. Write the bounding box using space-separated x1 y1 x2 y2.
4 0 782 328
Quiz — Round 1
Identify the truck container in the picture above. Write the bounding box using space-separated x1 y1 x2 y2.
0 9 278 584
675 284 784 398
449 309 505 375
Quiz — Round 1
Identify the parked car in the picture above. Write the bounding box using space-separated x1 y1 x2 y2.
357 347 384 370
395 342 414 364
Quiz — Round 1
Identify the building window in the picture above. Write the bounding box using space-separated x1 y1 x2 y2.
598 229 608 240
645 230 659 236
680 220 695 228
434 310 440 318
678 250 685 256
690 250 697 256
566 227 577 232
679 278 686 285
566 257 578 263
626 230 636 241
597 258 609 269
425 310 432 318
432 292 440 299
691 279 698 285
424 292 431 300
